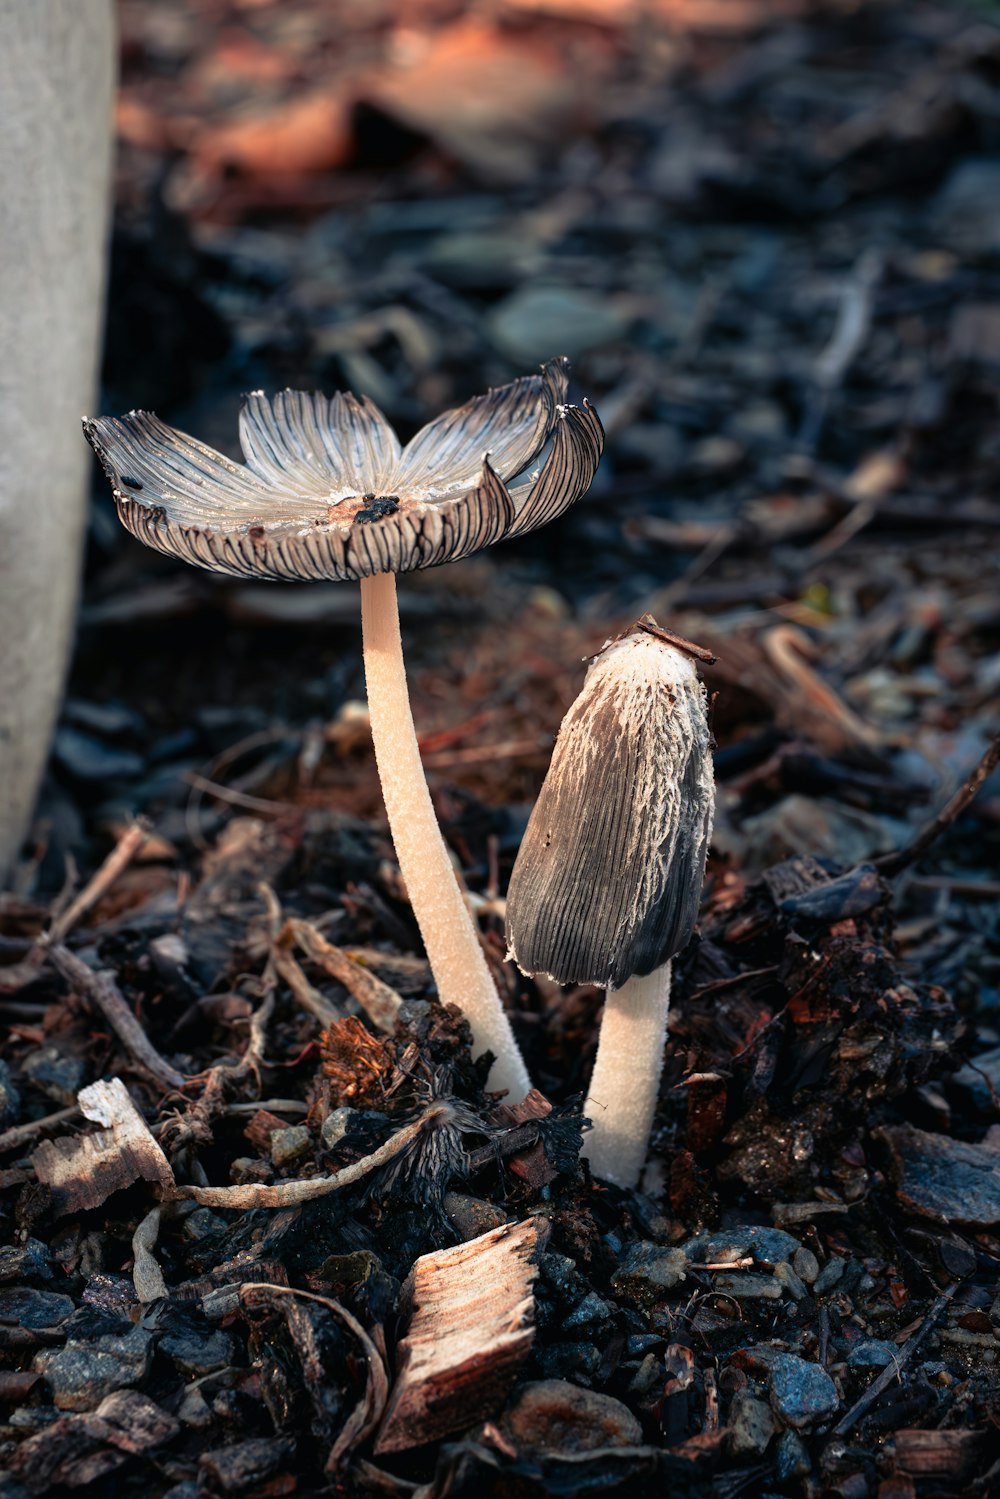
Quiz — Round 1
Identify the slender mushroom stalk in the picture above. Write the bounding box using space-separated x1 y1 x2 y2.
505 617 715 1187
83 362 604 1099
360 570 528 1097
581 965 673 1189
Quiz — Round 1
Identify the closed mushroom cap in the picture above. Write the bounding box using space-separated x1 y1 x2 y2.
83 359 603 583
506 623 714 989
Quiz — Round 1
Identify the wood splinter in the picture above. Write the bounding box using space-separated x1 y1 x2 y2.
375 1217 545 1454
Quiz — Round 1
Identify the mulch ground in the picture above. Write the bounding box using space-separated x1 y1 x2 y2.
2 1 1000 1495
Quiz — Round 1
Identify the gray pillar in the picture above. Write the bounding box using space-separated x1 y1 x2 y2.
0 2 115 883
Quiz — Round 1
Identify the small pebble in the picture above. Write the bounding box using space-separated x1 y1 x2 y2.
487 285 629 364
727 1391 777 1458
629 1353 664 1398
7 1406 60 1432
0 1288 74 1330
563 1291 616 1332
775 1263 809 1300
177 1387 214 1429
149 933 190 980
161 1325 235 1378
775 1427 812 1479
0 1240 52 1284
792 1247 820 1284
682 1226 802 1269
52 726 144 782
21 1047 87 1106
540 1252 578 1291
611 1242 688 1304
34 1326 153 1412
814 1256 846 1294
443 1192 508 1241
200 1438 297 1495
321 1106 356 1149
503 1380 642 1455
270 1125 311 1167
63 698 145 737
768 1353 840 1429
183 1207 228 1240
230 1156 271 1185
0 1059 20 1127
714 1272 783 1301
847 1338 898 1370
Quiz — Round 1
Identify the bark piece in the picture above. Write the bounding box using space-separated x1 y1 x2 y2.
495 1088 558 1188
31 1078 174 1214
894 1428 990 1481
375 1218 544 1454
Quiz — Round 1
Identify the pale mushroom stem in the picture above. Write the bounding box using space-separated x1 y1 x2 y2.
359 570 531 1101
582 962 672 1189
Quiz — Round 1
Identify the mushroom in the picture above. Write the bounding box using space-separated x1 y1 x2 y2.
505 616 715 1186
83 361 604 1101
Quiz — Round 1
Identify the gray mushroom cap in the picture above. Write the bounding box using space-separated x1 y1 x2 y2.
505 620 715 990
83 359 603 583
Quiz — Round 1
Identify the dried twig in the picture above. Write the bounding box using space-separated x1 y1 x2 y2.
173 1100 452 1209
0 821 151 992
800 248 881 450
158 890 280 1155
46 819 150 945
287 918 402 1034
874 733 1000 878
239 1282 388 1467
763 624 882 751
0 1105 79 1155
184 770 293 816
132 1205 168 1303
272 941 341 1029
833 1285 956 1435
47 945 186 1091
422 738 550 770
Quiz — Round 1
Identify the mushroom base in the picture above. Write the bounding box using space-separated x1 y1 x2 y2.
582 962 672 1189
359 570 531 1101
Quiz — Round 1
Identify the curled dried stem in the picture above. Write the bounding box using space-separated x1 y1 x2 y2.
172 1100 453 1209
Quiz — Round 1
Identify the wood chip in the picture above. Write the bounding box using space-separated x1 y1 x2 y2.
31 1078 175 1215
375 1217 545 1454
894 1428 990 1480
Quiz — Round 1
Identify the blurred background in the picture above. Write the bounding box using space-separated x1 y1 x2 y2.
25 0 1000 997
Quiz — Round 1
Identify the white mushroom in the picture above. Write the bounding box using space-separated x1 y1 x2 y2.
505 617 715 1185
84 364 604 1099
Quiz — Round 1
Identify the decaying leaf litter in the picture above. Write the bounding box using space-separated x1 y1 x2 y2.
3 0 1000 1494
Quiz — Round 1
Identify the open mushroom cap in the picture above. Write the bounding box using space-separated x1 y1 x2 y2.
505 621 715 990
83 359 603 583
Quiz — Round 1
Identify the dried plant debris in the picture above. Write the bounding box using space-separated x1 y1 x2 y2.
3 0 1000 1495
375 1218 544 1453
31 1078 174 1216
